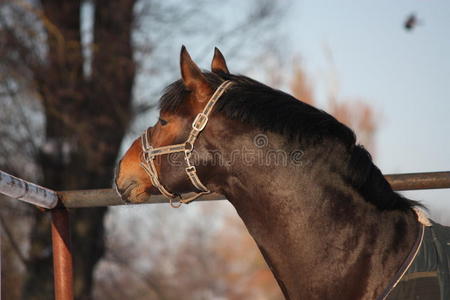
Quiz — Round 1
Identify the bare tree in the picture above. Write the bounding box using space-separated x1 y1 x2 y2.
1 1 136 298
288 58 378 153
0 0 286 299
94 202 283 300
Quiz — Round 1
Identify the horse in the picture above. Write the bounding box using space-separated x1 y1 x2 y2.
114 46 447 299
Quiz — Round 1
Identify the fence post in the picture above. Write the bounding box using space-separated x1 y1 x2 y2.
51 208 73 300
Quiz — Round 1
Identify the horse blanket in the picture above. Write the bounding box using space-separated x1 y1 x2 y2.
388 219 450 300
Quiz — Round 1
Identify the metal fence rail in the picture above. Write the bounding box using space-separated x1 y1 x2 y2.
1 169 450 300
384 171 450 191
2 170 450 209
0 170 58 209
58 171 450 208
0 170 71 300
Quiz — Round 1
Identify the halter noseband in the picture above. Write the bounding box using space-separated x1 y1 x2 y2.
140 80 233 208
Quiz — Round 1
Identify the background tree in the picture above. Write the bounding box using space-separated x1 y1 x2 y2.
0 0 284 299
288 58 377 153
93 203 284 300
1 1 136 298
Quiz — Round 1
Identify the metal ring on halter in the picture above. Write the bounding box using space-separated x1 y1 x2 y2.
169 198 183 208
184 142 193 153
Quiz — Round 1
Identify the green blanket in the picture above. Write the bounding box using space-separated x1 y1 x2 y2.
388 220 450 300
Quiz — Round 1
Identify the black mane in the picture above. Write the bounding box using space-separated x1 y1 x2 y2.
161 72 356 146
159 72 419 211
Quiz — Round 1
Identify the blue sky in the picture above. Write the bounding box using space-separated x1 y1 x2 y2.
274 0 450 218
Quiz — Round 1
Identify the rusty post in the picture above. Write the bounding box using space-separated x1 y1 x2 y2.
51 208 74 300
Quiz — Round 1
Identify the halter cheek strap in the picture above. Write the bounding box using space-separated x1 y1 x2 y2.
140 80 233 208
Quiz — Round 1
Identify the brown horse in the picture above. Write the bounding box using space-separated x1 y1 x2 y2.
115 47 427 299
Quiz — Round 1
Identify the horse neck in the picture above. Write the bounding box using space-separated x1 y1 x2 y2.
202 128 420 299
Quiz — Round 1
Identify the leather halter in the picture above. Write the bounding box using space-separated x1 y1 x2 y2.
140 80 233 208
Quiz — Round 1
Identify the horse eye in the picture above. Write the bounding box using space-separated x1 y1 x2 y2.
159 118 168 126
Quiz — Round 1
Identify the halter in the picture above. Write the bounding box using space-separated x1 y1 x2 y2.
140 80 233 208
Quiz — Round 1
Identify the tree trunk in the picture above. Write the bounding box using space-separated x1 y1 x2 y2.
23 1 136 299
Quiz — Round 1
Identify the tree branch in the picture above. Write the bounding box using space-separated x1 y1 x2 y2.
0 212 28 266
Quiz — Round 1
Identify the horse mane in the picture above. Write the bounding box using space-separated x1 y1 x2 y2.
159 71 420 211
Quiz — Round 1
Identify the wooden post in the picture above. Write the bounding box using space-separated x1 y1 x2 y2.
51 209 73 300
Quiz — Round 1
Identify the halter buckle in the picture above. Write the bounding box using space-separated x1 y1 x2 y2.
192 113 208 131
185 166 196 174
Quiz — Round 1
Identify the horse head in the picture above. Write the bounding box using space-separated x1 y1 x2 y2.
115 46 232 204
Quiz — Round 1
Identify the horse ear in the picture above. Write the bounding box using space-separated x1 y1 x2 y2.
211 47 229 74
180 46 210 101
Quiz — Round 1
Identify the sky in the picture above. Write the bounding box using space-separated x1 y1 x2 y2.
273 0 450 219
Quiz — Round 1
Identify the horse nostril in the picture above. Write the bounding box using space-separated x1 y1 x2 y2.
120 193 131 203
116 180 137 203
117 187 132 203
